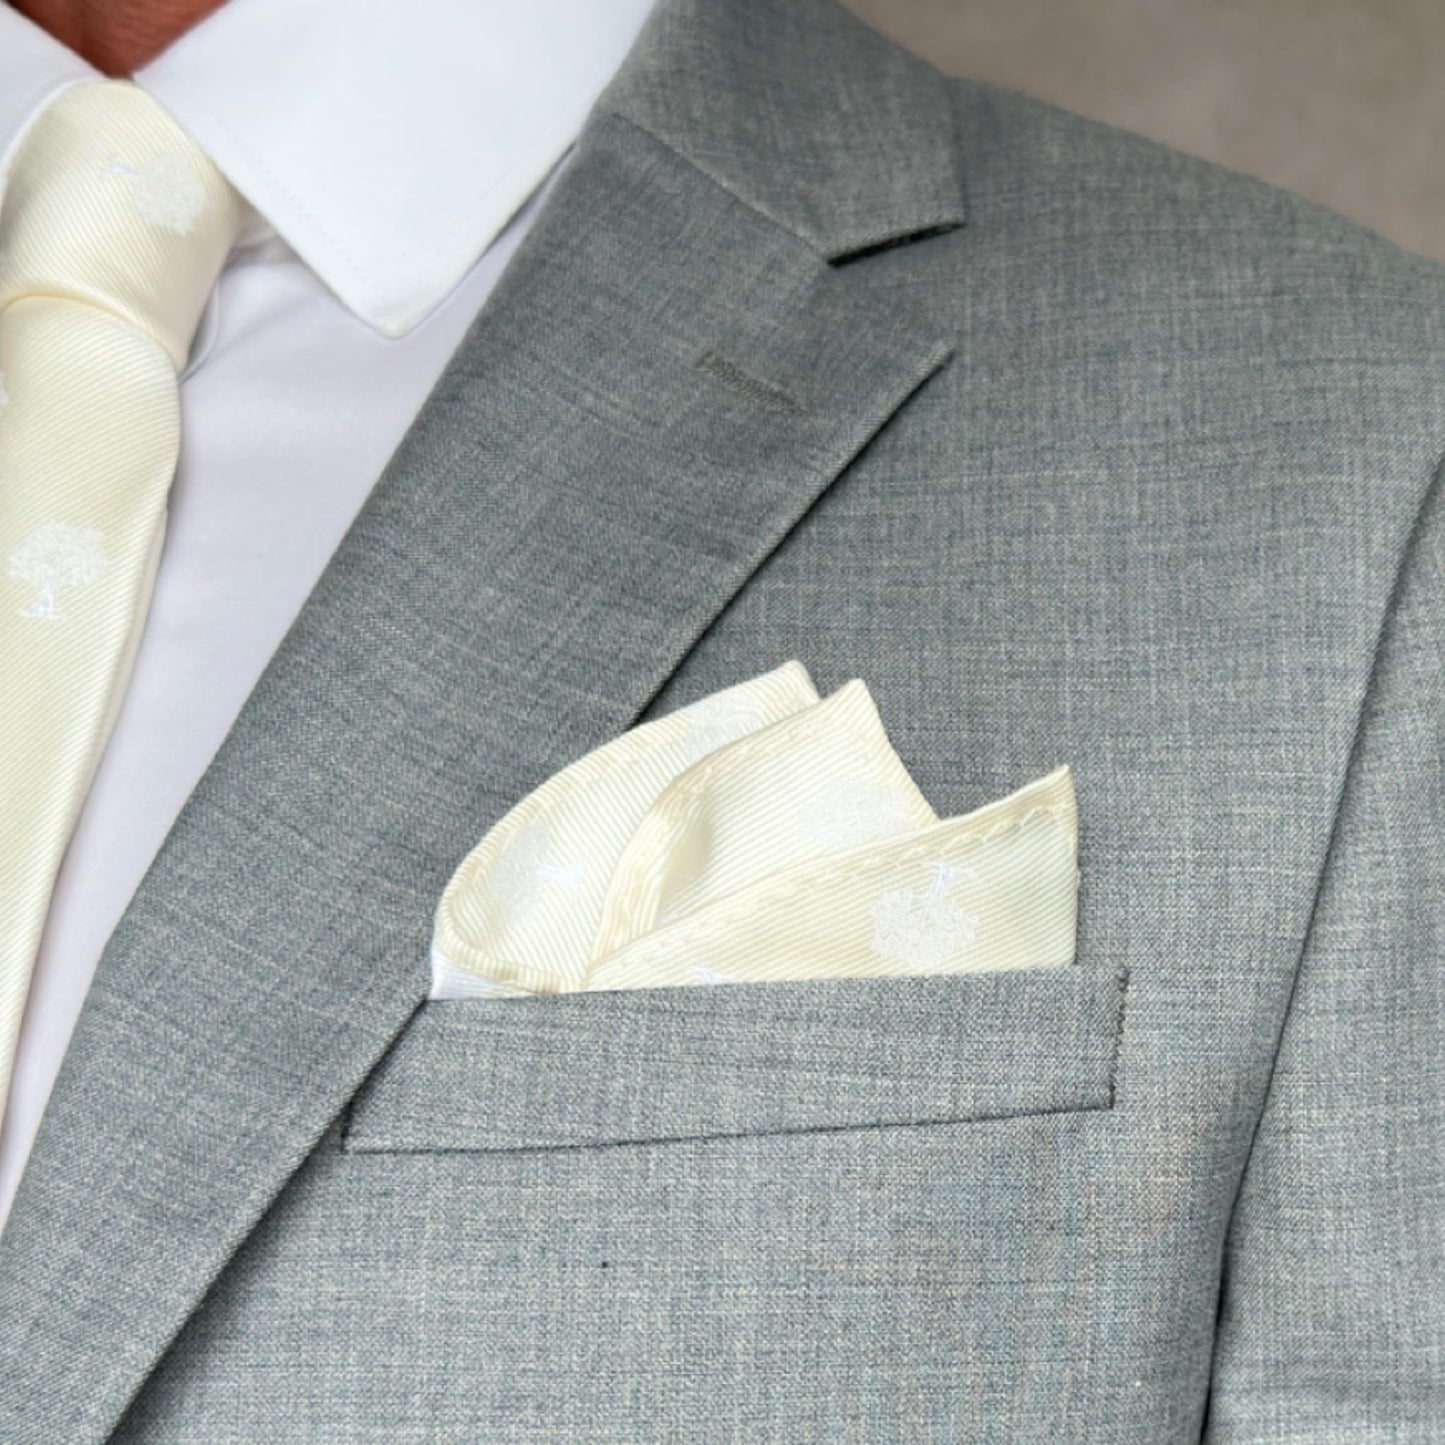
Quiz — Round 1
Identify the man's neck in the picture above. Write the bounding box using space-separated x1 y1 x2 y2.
11 0 228 75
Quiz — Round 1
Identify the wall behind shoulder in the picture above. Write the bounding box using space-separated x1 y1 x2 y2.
844 0 1445 264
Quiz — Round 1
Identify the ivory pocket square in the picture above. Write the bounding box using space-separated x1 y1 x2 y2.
430 661 1078 999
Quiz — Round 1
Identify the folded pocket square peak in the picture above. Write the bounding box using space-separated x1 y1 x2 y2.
431 660 1077 998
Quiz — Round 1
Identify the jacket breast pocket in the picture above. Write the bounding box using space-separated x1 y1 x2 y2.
341 966 1129 1154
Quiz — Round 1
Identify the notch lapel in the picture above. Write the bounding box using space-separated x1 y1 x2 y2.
0 1 966 1437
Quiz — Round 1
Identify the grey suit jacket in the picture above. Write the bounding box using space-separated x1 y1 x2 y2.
2 0 1442 1439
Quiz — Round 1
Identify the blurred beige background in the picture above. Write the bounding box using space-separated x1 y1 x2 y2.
842 0 1445 263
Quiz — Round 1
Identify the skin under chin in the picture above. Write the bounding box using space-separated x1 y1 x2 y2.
11 0 230 75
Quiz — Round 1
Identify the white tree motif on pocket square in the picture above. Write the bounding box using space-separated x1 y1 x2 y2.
429 660 1078 997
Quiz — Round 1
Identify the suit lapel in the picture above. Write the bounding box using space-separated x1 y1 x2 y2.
0 1 965 1437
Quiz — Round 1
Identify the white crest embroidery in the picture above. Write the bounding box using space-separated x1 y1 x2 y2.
103 153 206 236
488 818 585 923
801 776 914 849
8 521 107 619
691 967 736 986
676 692 770 766
869 860 977 972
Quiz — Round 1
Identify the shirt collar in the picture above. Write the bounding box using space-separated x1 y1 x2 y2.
0 7 96 170
0 0 655 337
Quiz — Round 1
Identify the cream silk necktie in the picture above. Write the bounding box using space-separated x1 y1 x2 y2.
432 661 1079 997
0 82 244 1111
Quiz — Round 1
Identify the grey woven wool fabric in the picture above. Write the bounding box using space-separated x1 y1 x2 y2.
1 0 1443 1440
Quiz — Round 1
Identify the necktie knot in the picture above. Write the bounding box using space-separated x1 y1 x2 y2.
0 80 244 368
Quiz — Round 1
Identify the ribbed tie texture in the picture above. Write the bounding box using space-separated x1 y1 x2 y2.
0 81 245 1123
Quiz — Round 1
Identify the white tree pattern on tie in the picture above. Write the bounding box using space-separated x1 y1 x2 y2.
102 152 205 236
7 522 107 619
869 860 977 972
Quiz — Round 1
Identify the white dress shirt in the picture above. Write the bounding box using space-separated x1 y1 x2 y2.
0 0 655 1227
